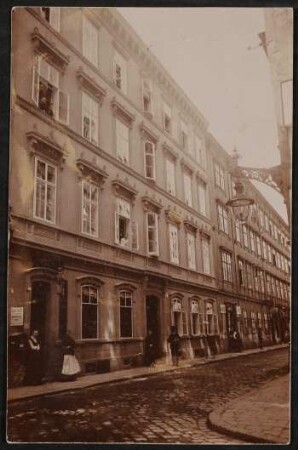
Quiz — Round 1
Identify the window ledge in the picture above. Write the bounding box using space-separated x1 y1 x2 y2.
139 121 159 143
142 196 163 213
112 178 138 200
111 97 135 127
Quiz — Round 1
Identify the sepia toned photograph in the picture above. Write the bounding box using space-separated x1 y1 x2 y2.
7 6 292 444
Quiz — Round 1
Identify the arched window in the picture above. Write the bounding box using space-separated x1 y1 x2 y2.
119 290 133 338
81 285 99 339
205 300 219 335
171 297 187 336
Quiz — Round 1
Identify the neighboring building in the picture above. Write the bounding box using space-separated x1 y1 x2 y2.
9 7 290 381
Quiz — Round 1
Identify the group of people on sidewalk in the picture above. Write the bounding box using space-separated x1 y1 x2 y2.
19 324 266 386
24 330 81 385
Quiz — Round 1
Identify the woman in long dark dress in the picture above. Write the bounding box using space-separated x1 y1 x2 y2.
167 326 181 366
61 330 80 381
26 330 43 385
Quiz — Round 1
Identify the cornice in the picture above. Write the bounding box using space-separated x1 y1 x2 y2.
184 219 198 233
142 196 163 213
162 142 178 161
165 208 183 226
112 178 138 200
31 27 70 72
76 67 107 103
181 158 194 175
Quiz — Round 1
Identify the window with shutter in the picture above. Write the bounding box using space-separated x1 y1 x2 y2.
166 159 176 196
33 157 57 224
82 92 98 145
114 51 127 94
183 173 192 207
116 119 129 164
144 141 156 180
186 233 196 270
82 180 98 237
142 79 153 114
169 224 179 264
147 212 159 256
32 56 69 124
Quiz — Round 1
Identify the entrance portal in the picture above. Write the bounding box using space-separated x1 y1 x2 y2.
146 296 161 358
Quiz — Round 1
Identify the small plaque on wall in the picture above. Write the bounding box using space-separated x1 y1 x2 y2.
11 307 24 326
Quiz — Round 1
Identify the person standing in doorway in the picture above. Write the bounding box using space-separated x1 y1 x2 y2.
167 326 181 366
61 330 80 381
25 330 43 385
257 326 264 350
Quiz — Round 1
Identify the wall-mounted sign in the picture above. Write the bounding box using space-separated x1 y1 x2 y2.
11 307 24 326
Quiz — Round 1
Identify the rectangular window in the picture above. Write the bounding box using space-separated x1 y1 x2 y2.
195 136 205 168
181 120 188 150
221 251 232 282
202 238 211 275
142 79 152 114
253 267 259 292
82 92 98 145
259 209 264 228
191 300 200 335
115 198 138 250
262 240 267 260
81 285 98 339
144 141 156 180
147 212 159 256
258 269 265 293
256 235 262 256
218 204 229 234
235 219 241 243
267 244 272 263
246 263 253 290
198 181 207 216
184 172 193 207
169 224 179 264
82 16 98 66
186 233 196 270
163 101 172 134
166 159 176 196
32 56 69 123
120 291 133 338
33 158 57 223
82 180 98 237
206 302 218 334
114 51 127 94
250 230 255 252
242 224 249 248
41 7 60 31
116 119 129 164
214 162 225 190
238 259 245 286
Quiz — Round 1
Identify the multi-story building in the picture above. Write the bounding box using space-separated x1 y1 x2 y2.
9 7 290 381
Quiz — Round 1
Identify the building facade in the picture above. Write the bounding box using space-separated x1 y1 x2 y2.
9 7 290 382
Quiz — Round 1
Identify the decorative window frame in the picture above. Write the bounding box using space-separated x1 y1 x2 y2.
77 276 104 341
31 27 69 73
115 283 137 339
26 129 66 168
77 67 107 103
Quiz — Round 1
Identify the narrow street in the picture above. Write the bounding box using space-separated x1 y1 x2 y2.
7 348 289 444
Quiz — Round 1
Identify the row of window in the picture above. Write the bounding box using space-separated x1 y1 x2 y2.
34 157 211 272
217 205 289 274
37 8 207 168
220 250 290 301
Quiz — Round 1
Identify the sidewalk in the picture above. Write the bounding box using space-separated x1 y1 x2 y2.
7 343 288 403
208 374 290 444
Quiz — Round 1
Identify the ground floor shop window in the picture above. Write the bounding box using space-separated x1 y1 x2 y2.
81 285 99 339
120 290 133 337
191 300 202 335
172 297 187 335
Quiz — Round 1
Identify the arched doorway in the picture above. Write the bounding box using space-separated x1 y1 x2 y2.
146 295 161 357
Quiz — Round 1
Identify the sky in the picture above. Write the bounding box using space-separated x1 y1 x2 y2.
118 7 289 223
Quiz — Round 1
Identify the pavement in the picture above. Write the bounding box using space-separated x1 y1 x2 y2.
208 374 290 444
8 343 288 403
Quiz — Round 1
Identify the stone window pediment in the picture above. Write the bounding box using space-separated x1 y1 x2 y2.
181 159 194 175
76 276 104 288
115 282 137 292
111 97 135 128
26 129 65 166
200 228 211 240
76 158 108 186
169 292 184 302
184 219 198 233
139 122 159 143
31 27 69 72
142 196 163 214
112 178 138 201
165 208 182 226
77 67 107 103
162 142 178 161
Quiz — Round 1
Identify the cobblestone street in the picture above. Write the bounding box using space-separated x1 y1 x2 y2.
7 348 289 443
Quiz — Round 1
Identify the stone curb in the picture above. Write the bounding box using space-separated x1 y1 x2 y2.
207 374 290 444
8 344 289 403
